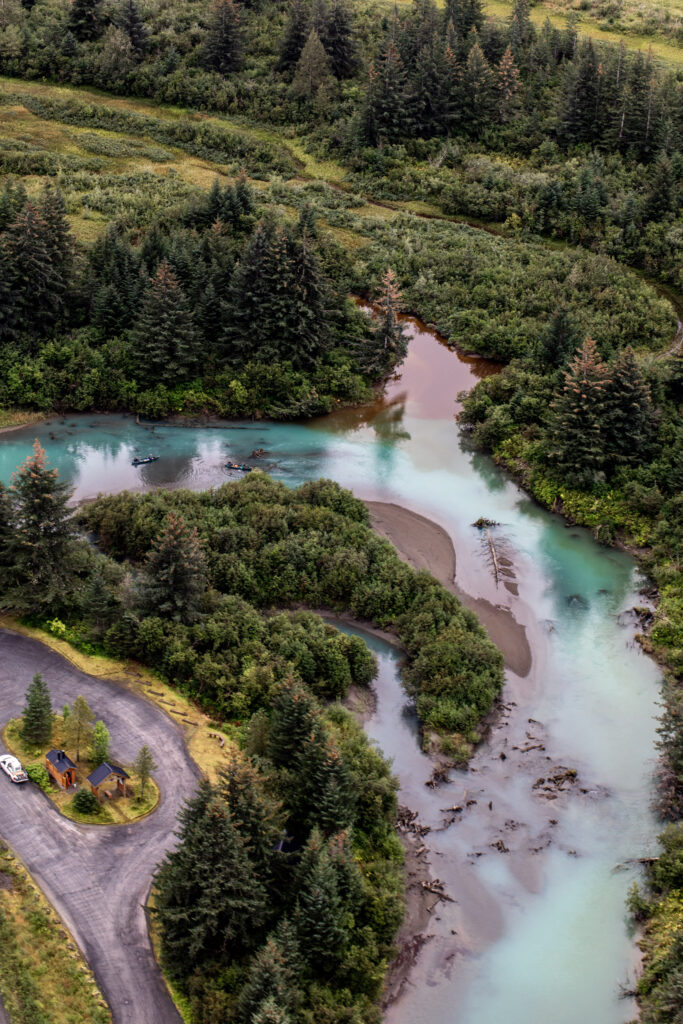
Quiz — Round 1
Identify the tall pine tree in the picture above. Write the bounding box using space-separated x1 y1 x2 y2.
22 673 53 746
130 261 198 386
137 513 207 623
154 788 267 977
204 0 245 74
548 337 611 485
3 441 76 614
278 0 311 72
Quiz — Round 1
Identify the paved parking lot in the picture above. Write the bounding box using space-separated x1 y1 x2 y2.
0 628 201 1024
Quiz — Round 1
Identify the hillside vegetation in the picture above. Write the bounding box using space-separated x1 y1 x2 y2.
0 0 681 1019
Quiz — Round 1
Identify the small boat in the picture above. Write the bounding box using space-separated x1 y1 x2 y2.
132 455 160 466
225 461 253 473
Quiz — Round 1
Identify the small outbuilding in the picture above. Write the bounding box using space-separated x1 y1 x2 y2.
87 762 131 802
46 749 77 789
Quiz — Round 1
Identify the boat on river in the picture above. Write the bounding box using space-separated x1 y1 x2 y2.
225 461 253 473
132 455 159 466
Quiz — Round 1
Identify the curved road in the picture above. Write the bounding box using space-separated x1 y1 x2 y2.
0 628 200 1024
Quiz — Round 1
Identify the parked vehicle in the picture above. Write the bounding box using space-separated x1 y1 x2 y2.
0 754 29 783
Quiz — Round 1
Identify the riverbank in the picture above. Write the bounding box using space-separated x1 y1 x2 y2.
366 501 532 678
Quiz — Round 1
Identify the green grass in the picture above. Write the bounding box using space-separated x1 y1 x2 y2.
0 844 110 1023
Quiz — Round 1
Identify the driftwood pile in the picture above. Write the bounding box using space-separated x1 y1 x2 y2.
397 806 431 838
532 767 577 799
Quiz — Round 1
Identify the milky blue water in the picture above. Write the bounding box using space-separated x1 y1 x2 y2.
0 317 661 1024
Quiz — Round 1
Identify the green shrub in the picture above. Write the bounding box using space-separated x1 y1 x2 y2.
72 789 100 815
25 764 51 792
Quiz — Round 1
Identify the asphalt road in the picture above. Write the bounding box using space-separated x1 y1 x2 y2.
0 628 201 1024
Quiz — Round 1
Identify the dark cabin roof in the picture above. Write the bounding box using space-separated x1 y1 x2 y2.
46 749 77 774
87 762 130 787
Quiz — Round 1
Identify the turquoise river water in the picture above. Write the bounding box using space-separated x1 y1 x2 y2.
0 315 662 1024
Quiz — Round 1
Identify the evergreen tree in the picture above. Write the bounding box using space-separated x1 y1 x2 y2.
373 268 407 369
89 224 142 333
548 338 611 485
645 152 674 220
21 673 52 746
443 0 483 44
278 0 310 72
295 723 356 834
461 40 498 135
237 929 302 1023
130 262 198 387
119 0 148 54
410 35 453 137
2 441 76 614
252 999 292 1024
137 513 208 623
323 0 357 79
508 0 533 57
539 306 580 369
91 720 110 763
0 203 64 343
497 45 521 120
68 0 101 41
604 346 655 472
65 695 95 761
217 751 282 879
293 830 348 974
40 185 74 285
363 40 411 144
204 0 245 75
228 220 329 368
291 28 331 100
559 40 603 146
268 677 318 768
154 791 267 977
133 744 158 798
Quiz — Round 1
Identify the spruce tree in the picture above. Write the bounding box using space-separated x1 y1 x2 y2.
119 0 148 54
278 0 310 72
539 306 580 369
268 677 318 768
374 268 407 368
508 0 533 57
0 203 63 343
461 41 498 135
291 28 332 100
137 513 207 623
40 185 74 286
4 441 76 614
130 261 198 387
444 0 483 43
252 999 292 1024
69 0 101 41
604 346 655 472
548 338 611 486
204 0 245 75
217 751 282 880
21 673 53 746
559 40 603 146
292 830 348 974
363 40 411 144
296 725 356 834
323 0 357 79
497 45 521 120
65 695 95 761
154 791 267 977
237 931 302 1023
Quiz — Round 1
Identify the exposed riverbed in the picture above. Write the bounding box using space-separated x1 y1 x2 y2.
0 313 662 1024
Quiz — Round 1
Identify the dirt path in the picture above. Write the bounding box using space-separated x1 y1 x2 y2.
0 628 199 1024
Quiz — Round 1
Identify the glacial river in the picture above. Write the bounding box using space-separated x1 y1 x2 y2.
0 315 661 1024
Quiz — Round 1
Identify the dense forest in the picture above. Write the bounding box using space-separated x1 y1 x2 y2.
0 442 503 1019
0 0 681 1019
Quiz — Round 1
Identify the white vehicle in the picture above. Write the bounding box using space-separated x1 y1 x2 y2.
0 754 29 784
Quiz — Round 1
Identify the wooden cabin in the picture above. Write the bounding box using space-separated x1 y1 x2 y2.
87 762 131 802
46 749 77 789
